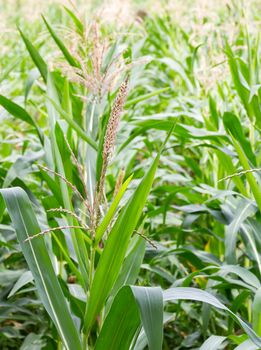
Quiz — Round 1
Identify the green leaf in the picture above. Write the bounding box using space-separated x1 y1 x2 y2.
48 96 98 150
215 149 247 196
110 238 146 298
223 112 256 166
20 333 46 350
18 27 47 82
0 187 82 350
125 87 170 108
8 270 33 298
208 94 219 130
199 335 227 350
220 265 260 290
95 285 163 350
0 95 43 143
42 16 79 68
25 68 41 103
225 42 261 126
243 221 261 277
231 135 261 212
94 174 133 246
94 286 140 350
225 200 257 264
234 339 259 350
63 6 84 35
131 286 163 350
253 287 261 336
134 312 173 350
38 169 63 205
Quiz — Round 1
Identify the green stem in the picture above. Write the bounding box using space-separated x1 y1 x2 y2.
83 334 88 350
89 245 96 288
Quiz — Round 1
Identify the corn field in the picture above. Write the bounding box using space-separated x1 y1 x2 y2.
1 0 261 349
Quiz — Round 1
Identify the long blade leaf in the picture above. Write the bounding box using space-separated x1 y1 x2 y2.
18 27 47 82
0 95 43 143
0 187 82 350
42 16 79 68
95 285 163 350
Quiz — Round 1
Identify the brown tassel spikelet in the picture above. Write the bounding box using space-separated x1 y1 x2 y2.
103 77 128 163
99 77 129 194
94 77 129 225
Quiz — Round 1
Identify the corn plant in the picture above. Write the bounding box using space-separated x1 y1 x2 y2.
1 2 261 350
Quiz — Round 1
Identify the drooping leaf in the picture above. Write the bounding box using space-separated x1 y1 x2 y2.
8 270 33 298
199 335 227 350
0 187 82 350
234 339 259 350
0 95 43 143
163 287 261 347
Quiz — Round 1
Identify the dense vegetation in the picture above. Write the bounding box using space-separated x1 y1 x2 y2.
1 1 261 349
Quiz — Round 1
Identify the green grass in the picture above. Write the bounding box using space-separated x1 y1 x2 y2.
1 1 261 349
